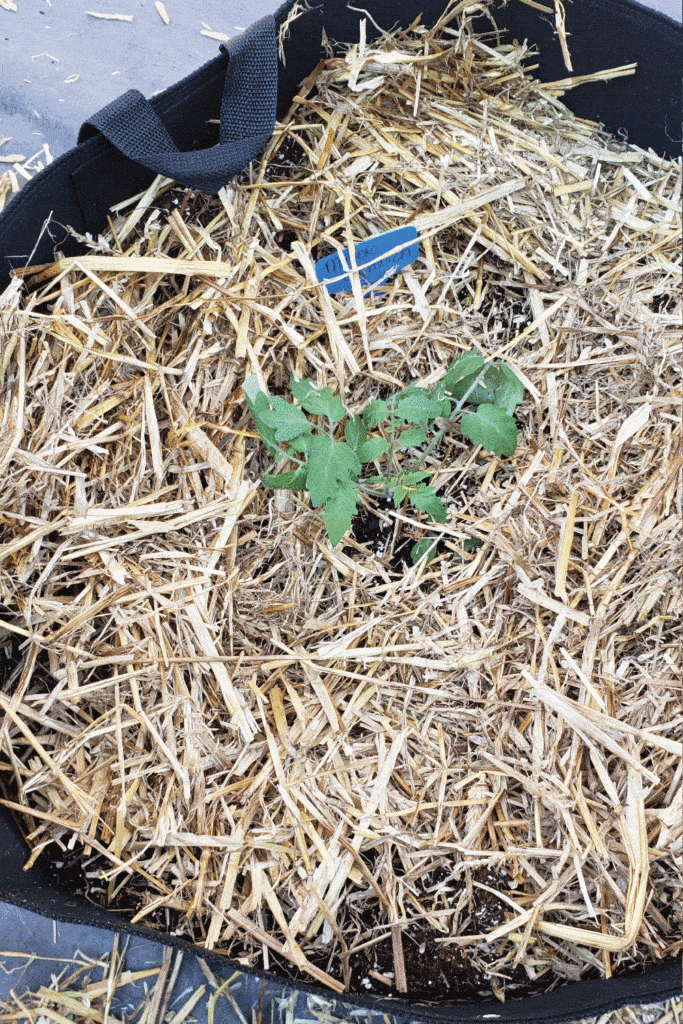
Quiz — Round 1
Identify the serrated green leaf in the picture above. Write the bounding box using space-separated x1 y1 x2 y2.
408 486 448 523
396 426 426 449
306 437 361 506
362 398 389 428
395 392 444 426
260 396 312 442
392 470 431 506
493 364 525 415
399 470 431 486
411 538 440 564
461 404 519 457
321 482 359 546
344 415 367 451
261 466 309 491
289 377 347 423
357 437 390 462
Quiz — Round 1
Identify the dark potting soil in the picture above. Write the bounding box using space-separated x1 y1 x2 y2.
3 731 676 1005
20 833 584 1004
345 493 451 572
27 829 674 1003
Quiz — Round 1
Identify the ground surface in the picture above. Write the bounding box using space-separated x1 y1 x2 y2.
0 0 680 167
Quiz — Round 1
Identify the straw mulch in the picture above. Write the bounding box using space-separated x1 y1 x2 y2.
0 142 54 214
0 0 681 1002
0 943 217 1024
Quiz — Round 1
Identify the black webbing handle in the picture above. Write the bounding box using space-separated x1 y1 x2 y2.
77 14 278 194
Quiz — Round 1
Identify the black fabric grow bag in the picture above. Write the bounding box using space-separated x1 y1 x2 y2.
0 0 681 1019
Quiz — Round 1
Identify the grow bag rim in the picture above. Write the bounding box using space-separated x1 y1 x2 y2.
1 882 681 1022
1 0 681 292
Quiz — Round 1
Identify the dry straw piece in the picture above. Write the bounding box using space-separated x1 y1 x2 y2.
0 942 212 1024
0 142 54 213
0 0 681 1002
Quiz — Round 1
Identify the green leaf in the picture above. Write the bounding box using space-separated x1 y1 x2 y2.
289 377 347 423
252 419 279 457
451 536 484 566
393 470 430 505
395 392 444 426
440 352 485 396
242 378 279 456
362 398 389 428
357 437 390 462
461 403 519 457
306 437 361 506
396 426 426 449
398 470 432 485
242 374 262 404
411 538 440 564
288 433 313 455
445 369 494 406
492 364 525 415
321 482 359 546
344 414 367 451
261 466 309 491
391 381 421 402
407 485 448 523
260 396 312 442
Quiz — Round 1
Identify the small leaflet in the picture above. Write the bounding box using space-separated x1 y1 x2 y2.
315 226 418 295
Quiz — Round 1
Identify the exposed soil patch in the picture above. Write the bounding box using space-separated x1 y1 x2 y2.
17 832 576 1003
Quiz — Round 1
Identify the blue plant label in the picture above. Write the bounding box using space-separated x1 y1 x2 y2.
315 226 418 295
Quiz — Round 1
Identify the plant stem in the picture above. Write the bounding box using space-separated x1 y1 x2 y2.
272 443 306 467
410 419 450 472
357 480 386 496
409 362 492 473
386 394 398 489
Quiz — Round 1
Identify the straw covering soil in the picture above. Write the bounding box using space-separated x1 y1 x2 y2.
0 0 681 1004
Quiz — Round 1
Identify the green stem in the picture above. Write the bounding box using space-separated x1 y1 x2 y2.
409 362 492 473
410 419 450 472
272 442 306 467
386 394 398 489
